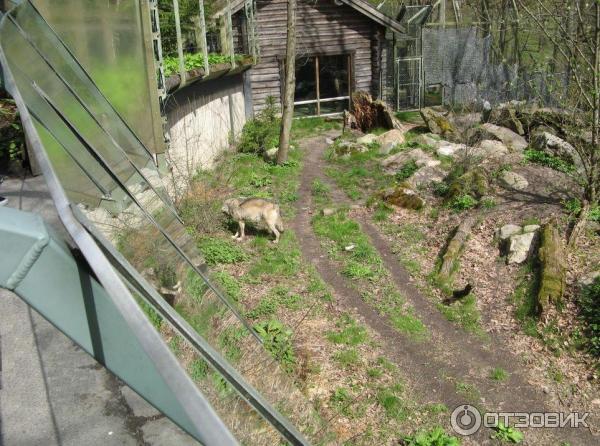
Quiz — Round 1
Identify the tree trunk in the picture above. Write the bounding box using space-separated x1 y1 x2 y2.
277 0 297 165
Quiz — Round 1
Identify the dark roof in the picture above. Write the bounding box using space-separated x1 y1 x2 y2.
212 0 405 34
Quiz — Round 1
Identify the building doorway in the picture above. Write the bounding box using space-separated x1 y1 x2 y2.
293 54 351 117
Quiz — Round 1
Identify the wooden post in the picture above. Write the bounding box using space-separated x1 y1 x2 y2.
315 56 320 116
276 0 296 164
226 1 236 67
197 0 210 76
173 0 187 86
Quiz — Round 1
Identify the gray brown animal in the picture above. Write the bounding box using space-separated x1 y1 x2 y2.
221 197 284 243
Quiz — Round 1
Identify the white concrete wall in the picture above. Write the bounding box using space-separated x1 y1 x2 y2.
165 74 247 198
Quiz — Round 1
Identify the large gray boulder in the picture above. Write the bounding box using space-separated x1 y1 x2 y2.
476 139 509 158
531 130 584 173
468 123 528 152
334 141 368 158
498 224 522 241
436 141 467 158
414 133 440 148
376 129 406 147
381 148 440 174
407 165 447 188
356 134 378 145
499 171 529 190
481 123 528 151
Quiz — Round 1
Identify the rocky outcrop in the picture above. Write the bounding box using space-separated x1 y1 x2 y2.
334 141 368 158
531 130 584 173
488 106 525 135
407 166 447 188
376 129 406 154
356 134 378 145
380 148 440 174
420 107 459 141
476 139 510 158
470 123 528 152
499 171 529 191
446 168 489 201
414 133 440 148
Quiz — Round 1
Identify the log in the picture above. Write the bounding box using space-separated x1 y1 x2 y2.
439 216 476 281
538 224 566 316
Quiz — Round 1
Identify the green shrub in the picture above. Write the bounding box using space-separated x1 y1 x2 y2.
238 97 280 153
579 277 600 357
395 160 419 182
213 271 241 302
491 422 524 443
524 149 574 173
198 237 248 265
562 197 582 215
400 427 461 446
432 181 450 197
253 320 296 372
448 194 478 212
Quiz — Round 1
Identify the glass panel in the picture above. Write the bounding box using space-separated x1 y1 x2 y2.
294 56 316 101
294 102 317 117
30 0 162 154
0 3 329 444
318 55 349 99
320 99 349 115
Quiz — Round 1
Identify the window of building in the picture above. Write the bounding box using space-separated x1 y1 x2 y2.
292 54 351 117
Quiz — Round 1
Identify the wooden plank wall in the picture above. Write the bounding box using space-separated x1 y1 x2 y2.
247 0 383 112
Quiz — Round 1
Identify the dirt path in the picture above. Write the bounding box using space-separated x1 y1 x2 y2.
290 132 595 445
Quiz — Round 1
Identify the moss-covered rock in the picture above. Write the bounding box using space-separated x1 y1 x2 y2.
446 168 489 202
538 224 566 316
420 107 459 141
439 217 476 281
382 184 425 210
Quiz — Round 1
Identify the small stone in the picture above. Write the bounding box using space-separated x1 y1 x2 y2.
345 244 356 251
356 134 377 145
579 271 600 287
263 147 278 162
322 208 336 216
542 386 550 394
523 224 540 233
498 224 522 240
350 204 361 210
500 171 529 190
507 232 536 264
325 137 335 145
379 141 396 155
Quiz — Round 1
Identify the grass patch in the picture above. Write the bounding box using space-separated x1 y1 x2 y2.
389 311 428 340
377 384 408 420
248 231 301 277
334 348 361 368
437 294 484 337
524 148 574 173
198 237 248 265
400 426 461 446
455 381 481 402
490 367 509 381
326 314 368 346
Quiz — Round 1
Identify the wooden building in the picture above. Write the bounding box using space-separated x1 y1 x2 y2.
217 0 405 116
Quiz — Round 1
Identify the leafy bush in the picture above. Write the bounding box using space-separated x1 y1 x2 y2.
491 422 524 443
432 181 450 197
197 237 248 265
0 99 25 162
400 427 461 446
562 197 582 215
395 160 419 182
238 97 280 154
253 320 295 372
579 277 600 357
524 149 574 173
448 194 478 212
163 52 246 76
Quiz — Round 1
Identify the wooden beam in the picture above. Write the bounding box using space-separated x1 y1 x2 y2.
172 0 187 86
198 0 210 75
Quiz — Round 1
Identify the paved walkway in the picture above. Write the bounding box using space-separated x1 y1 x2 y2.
0 175 197 446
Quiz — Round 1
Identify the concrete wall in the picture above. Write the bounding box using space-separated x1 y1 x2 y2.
165 73 247 197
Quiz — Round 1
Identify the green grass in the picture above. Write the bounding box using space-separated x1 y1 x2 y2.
188 358 209 381
291 117 341 139
524 148 574 173
326 314 369 346
213 271 241 302
490 367 509 381
197 237 248 265
334 348 361 368
509 264 540 337
437 294 484 337
389 311 428 340
455 381 481 402
377 385 408 421
248 231 301 277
